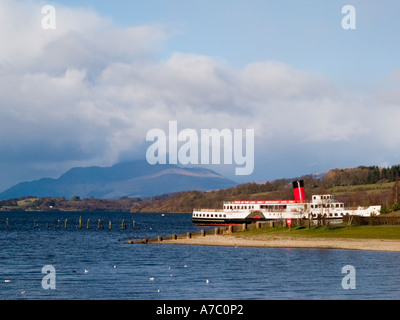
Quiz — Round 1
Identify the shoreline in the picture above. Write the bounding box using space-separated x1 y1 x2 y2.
142 234 400 252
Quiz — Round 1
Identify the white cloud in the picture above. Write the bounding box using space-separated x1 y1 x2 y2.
0 0 397 189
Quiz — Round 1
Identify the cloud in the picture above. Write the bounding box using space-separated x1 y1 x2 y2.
0 0 397 190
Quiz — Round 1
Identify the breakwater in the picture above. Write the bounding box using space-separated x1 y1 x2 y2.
130 221 281 244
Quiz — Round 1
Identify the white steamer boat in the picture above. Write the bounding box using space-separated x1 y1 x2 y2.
192 180 381 226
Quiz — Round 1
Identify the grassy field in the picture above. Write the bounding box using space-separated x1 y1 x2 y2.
236 225 400 240
329 182 395 195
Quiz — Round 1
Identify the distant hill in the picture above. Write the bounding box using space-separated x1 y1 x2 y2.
0 160 237 200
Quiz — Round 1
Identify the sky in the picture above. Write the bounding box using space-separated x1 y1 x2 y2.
0 0 400 191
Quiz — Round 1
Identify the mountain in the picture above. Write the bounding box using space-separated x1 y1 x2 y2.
0 160 238 200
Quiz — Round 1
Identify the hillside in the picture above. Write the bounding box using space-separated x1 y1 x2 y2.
131 165 400 213
0 160 237 200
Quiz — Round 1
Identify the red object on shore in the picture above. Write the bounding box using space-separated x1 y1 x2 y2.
287 218 292 231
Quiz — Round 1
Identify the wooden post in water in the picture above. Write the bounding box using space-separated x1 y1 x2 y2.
79 216 82 229
57 220 60 228
65 219 68 229
87 219 90 229
98 219 101 229
6 218 8 228
121 219 126 230
109 221 112 230
132 221 135 230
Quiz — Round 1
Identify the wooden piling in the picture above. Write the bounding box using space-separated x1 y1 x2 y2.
79 216 82 229
186 232 191 239
87 219 90 229
109 221 112 229
65 219 68 229
6 218 8 228
121 219 125 230
98 219 101 229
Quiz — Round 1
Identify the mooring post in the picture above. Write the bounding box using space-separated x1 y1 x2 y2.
79 216 82 229
121 219 125 230
109 221 112 229
6 218 8 228
87 219 90 229
98 219 101 229
187 232 191 239
65 219 68 229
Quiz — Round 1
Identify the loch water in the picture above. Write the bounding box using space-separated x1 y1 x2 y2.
0 211 400 300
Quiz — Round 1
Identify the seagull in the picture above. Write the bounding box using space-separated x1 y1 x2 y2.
113 265 117 269
21 291 26 295
184 265 188 268
84 269 89 273
149 277 155 281
206 279 210 284
4 280 11 283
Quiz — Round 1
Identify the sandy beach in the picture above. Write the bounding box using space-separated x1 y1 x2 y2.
152 234 400 252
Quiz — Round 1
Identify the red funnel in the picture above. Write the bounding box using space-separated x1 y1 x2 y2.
292 180 305 203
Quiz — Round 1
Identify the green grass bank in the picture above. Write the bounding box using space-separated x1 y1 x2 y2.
235 225 400 240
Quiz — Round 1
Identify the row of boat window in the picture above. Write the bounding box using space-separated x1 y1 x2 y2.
311 212 345 217
311 203 344 208
224 205 255 210
194 213 227 218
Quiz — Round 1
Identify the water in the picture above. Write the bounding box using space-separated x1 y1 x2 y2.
1 211 400 300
